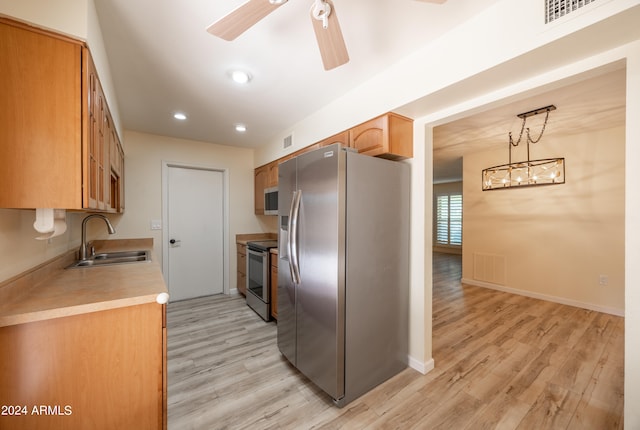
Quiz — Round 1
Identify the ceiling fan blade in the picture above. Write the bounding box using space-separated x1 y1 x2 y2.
207 0 285 41
310 0 349 71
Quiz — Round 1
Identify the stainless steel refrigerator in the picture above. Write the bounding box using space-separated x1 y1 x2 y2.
277 143 410 407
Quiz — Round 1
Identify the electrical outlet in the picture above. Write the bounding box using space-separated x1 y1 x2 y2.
599 275 609 286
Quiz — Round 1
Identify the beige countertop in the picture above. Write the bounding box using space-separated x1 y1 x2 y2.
236 232 277 246
0 238 168 328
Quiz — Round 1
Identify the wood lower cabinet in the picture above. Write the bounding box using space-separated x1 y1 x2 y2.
270 251 278 320
0 17 124 212
0 303 166 430
349 112 413 160
237 243 247 295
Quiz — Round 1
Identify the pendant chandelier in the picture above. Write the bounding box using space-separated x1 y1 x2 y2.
482 105 564 191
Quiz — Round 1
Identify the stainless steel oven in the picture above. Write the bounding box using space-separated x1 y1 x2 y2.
246 240 277 321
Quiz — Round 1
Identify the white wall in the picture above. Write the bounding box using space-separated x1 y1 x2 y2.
114 131 262 291
462 126 625 315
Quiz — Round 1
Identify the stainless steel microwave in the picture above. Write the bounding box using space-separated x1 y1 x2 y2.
264 186 278 215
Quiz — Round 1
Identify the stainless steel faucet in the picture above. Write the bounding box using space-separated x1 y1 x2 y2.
79 214 116 260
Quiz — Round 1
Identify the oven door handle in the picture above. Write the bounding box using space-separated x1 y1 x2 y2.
288 189 302 285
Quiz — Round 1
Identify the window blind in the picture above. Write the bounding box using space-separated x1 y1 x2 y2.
436 194 462 246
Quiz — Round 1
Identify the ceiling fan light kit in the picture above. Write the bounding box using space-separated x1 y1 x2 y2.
311 0 332 29
230 69 252 84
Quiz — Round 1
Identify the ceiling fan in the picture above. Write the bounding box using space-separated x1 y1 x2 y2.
207 0 447 71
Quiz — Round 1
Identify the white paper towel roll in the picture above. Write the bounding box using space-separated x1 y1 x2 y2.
35 219 67 240
34 209 67 240
33 208 54 233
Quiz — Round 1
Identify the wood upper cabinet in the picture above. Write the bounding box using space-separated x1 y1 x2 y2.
252 115 412 214
318 130 349 148
348 112 413 160
85 50 125 213
254 161 278 215
0 18 124 212
266 161 278 188
0 19 83 209
254 165 269 215
0 303 166 429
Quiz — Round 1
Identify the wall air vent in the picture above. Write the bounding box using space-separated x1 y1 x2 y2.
545 0 596 23
283 133 293 149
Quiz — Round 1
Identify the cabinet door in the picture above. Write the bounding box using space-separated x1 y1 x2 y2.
254 165 269 215
237 244 247 296
0 20 83 209
348 113 413 160
318 130 349 148
0 303 165 429
86 55 107 210
118 141 125 213
267 161 278 188
349 115 388 157
107 120 125 213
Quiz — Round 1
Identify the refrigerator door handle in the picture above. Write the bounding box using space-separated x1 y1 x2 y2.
287 190 296 282
289 189 302 284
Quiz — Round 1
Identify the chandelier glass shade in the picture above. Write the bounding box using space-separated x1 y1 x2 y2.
482 157 565 190
482 105 565 191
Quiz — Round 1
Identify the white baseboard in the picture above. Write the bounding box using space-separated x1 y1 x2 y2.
408 356 435 375
461 278 624 317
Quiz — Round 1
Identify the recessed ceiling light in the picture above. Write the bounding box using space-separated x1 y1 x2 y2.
235 124 247 132
173 112 187 120
230 70 252 84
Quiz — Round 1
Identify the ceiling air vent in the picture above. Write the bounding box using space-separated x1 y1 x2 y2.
545 0 596 23
283 133 293 149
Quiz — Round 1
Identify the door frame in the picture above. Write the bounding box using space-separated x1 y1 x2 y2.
161 161 230 295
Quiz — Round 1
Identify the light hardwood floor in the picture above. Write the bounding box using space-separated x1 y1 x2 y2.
167 253 624 429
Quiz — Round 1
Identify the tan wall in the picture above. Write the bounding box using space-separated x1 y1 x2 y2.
115 130 264 291
0 210 83 282
461 126 625 314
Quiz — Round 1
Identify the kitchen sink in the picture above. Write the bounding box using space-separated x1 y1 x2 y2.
93 250 149 260
67 250 151 268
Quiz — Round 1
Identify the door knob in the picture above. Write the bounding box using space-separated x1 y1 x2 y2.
170 239 181 245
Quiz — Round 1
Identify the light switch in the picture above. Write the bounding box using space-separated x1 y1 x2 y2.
150 219 162 230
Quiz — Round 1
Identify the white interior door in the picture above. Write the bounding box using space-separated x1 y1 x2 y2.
166 165 224 301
